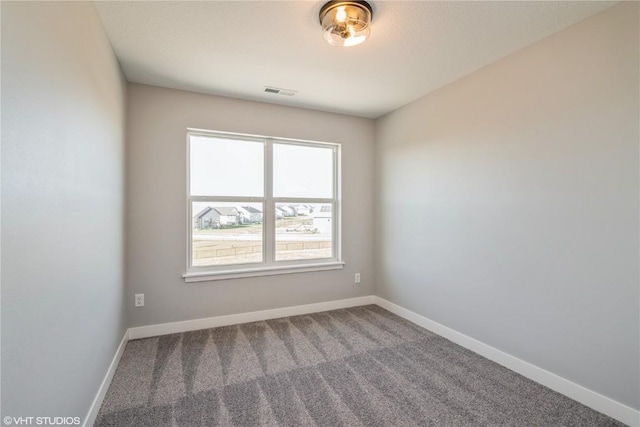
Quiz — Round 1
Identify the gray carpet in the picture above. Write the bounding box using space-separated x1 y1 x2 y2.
95 305 625 426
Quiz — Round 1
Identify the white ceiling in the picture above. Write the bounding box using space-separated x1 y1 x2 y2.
94 1 616 118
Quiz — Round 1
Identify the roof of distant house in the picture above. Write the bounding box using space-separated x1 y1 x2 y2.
194 207 212 219
194 206 239 218
242 206 262 214
213 207 239 216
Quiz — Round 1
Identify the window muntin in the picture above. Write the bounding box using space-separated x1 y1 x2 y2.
187 130 340 274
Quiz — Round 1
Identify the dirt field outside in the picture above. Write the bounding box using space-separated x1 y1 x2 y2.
193 217 332 266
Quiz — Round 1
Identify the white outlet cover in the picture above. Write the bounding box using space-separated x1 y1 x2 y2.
135 294 144 307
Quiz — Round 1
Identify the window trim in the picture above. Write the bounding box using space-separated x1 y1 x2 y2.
184 128 342 281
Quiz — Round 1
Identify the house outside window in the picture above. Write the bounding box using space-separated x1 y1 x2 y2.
184 129 342 282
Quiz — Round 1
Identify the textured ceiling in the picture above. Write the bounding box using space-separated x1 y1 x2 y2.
94 1 616 118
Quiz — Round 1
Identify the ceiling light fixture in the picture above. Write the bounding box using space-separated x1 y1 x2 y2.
319 1 373 47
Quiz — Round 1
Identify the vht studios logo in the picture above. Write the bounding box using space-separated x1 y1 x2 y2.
3 416 80 425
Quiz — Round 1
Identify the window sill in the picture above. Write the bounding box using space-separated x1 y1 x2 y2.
183 261 345 283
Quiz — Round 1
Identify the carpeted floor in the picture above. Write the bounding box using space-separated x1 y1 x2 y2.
95 305 625 426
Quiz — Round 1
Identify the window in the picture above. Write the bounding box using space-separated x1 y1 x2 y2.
185 129 342 282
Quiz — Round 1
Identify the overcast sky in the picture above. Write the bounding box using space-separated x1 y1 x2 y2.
190 135 333 198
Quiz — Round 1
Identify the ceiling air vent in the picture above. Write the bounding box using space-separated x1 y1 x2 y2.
264 86 297 96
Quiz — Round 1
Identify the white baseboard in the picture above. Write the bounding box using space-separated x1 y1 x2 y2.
128 295 376 340
83 329 129 427
374 296 640 427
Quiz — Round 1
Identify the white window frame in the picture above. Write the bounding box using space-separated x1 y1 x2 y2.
183 128 343 282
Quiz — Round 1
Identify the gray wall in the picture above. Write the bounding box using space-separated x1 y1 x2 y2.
126 84 375 327
375 2 639 410
1 1 127 421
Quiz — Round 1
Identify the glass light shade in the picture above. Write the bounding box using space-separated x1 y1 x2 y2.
320 1 372 47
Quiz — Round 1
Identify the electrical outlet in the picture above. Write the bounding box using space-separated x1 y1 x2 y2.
355 273 361 284
135 294 144 307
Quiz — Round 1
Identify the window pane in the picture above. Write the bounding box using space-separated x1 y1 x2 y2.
192 202 263 266
275 203 332 261
273 143 333 198
190 135 264 197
